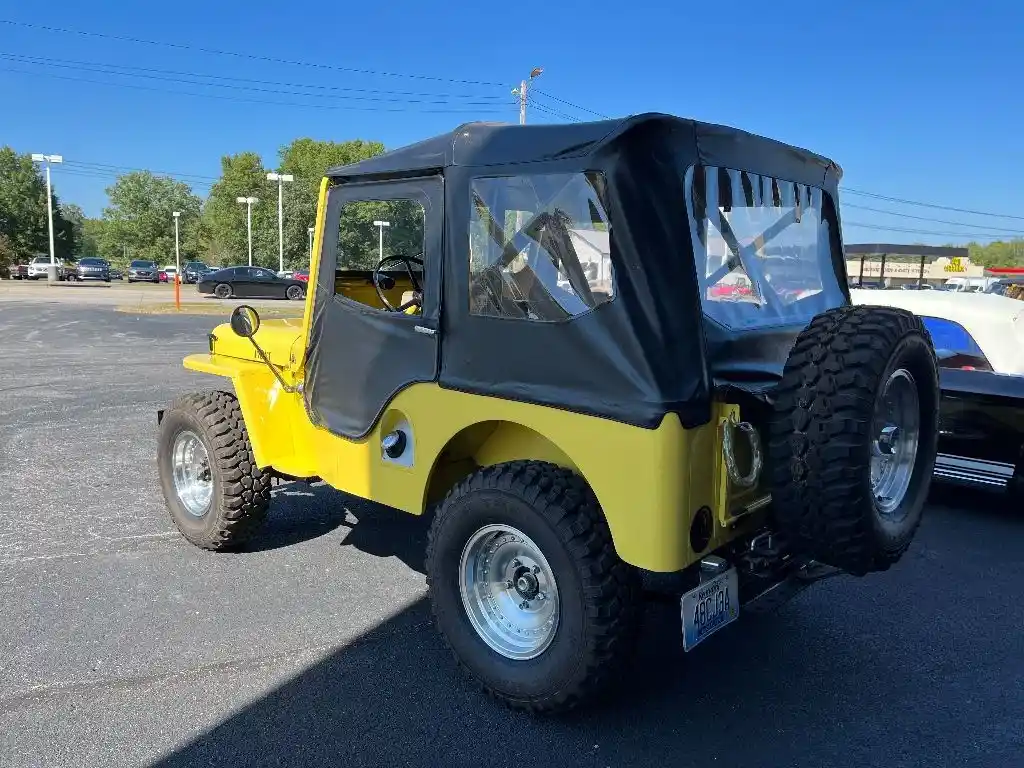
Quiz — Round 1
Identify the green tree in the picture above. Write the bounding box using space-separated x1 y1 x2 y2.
965 239 1024 268
200 152 276 268
0 146 74 261
60 203 87 257
100 172 202 265
275 138 386 270
81 218 108 260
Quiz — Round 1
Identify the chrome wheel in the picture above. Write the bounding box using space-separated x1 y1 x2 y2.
870 368 920 518
459 524 560 661
171 430 213 517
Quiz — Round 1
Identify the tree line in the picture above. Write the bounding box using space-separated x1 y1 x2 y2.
3 139 1024 273
0 138 387 273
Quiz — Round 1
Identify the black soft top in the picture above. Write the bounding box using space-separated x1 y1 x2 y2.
326 113 842 190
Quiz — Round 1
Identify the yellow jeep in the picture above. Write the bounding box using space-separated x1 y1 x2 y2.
156 114 940 713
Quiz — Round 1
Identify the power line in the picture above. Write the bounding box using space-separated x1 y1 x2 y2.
531 89 611 119
0 52 508 104
0 18 506 87
844 188 1024 222
526 98 581 123
843 220 1021 240
844 203 1024 235
64 160 219 182
0 66 510 115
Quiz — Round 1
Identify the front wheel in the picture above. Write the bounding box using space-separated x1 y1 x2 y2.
157 391 271 550
426 461 641 713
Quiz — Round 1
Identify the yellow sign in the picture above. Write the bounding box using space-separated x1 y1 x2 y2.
945 257 967 273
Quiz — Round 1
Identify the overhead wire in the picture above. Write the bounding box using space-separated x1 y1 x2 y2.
843 220 1020 240
0 52 509 105
0 66 509 114
844 202 1024 236
0 18 506 87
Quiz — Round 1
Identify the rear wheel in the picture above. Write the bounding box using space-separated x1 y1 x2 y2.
770 305 939 575
426 461 641 713
285 284 304 301
214 283 232 299
157 391 270 550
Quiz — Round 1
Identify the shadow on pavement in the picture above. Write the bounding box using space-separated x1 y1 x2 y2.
147 584 1007 768
244 483 430 574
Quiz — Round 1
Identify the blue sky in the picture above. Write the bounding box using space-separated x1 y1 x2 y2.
1 1 1022 245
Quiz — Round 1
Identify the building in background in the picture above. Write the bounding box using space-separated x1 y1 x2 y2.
844 244 991 290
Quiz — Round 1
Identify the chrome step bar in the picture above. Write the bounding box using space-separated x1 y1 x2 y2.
934 453 1015 489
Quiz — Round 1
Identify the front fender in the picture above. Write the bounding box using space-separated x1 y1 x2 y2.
182 354 319 478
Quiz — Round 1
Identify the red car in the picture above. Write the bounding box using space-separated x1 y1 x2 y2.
158 271 169 283
293 270 309 282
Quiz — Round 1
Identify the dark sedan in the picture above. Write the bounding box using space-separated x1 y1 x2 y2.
127 260 160 283
72 257 111 282
182 261 212 284
197 266 307 300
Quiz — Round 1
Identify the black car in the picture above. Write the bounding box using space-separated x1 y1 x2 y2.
72 257 111 282
127 260 159 283
197 266 307 300
182 261 212 284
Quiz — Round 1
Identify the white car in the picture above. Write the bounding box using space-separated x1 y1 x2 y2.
162 265 178 280
851 289 1024 375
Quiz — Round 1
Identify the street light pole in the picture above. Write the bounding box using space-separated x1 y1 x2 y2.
267 172 294 273
511 67 544 125
31 153 63 283
172 211 182 309
236 196 258 266
307 226 314 262
172 212 181 274
372 220 390 263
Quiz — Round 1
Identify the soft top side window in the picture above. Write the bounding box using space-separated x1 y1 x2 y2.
468 172 614 322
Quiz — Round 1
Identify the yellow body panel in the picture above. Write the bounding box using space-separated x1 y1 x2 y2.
184 345 761 572
183 177 763 573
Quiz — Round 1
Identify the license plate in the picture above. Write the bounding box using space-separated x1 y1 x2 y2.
680 568 740 651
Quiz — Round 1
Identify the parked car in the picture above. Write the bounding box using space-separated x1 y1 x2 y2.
162 265 178 283
7 262 28 279
853 288 1024 498
109 267 123 280
197 266 307 300
182 261 212 284
293 270 309 282
71 257 111 282
127 260 160 283
986 276 1024 297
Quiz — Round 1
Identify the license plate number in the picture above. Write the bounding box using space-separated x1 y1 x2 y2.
680 568 739 651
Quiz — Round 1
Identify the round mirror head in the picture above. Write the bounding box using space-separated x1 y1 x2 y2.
229 305 261 338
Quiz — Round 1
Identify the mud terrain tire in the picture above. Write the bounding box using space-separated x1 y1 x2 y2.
770 305 939 576
426 461 641 713
158 390 271 550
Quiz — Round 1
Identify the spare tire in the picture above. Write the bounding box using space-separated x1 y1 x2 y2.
769 305 939 576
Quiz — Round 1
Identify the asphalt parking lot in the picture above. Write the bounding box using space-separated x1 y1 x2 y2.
1 298 1023 768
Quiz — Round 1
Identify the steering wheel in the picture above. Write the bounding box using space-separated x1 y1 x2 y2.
373 253 424 312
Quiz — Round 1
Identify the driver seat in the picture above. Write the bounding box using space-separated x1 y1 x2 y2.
401 290 422 315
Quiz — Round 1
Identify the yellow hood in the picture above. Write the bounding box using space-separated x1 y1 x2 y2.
209 317 305 369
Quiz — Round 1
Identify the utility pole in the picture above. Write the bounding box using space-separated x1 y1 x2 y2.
511 67 544 125
267 172 294 273
236 196 259 266
373 220 390 263
30 153 63 283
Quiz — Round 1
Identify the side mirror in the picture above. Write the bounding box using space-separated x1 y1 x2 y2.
230 305 261 338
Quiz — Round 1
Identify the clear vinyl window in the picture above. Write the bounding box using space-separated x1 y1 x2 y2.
469 172 614 321
684 165 844 330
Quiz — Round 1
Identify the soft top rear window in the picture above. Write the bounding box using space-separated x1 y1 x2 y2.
685 165 845 331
